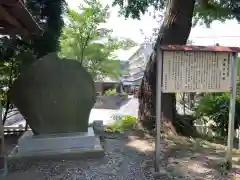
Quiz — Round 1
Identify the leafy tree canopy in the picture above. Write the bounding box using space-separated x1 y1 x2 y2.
113 0 240 26
60 0 137 80
26 0 66 57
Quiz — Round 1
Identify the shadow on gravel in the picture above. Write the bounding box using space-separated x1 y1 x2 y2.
123 130 240 180
4 130 240 180
4 131 153 180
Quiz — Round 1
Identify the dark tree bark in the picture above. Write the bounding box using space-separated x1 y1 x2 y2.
138 0 195 132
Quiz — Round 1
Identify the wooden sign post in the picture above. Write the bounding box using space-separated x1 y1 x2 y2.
155 45 240 172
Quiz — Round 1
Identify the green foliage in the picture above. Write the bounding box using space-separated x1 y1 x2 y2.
0 37 36 107
104 88 117 96
60 0 137 80
105 115 137 132
193 0 233 27
112 0 240 27
112 0 165 19
194 92 240 137
26 0 66 57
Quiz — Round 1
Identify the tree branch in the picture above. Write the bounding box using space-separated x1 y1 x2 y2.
80 29 91 64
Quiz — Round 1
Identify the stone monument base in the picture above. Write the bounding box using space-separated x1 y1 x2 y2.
8 127 104 162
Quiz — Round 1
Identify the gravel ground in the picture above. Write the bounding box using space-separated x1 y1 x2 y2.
4 134 156 180
3 133 240 180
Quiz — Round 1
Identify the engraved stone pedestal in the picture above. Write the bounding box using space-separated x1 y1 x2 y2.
8 127 104 161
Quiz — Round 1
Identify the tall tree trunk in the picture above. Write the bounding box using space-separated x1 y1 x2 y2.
138 0 195 133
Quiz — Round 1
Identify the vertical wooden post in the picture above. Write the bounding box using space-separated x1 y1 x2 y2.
155 50 163 173
226 52 238 170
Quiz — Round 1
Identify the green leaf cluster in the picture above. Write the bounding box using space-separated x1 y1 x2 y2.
0 37 36 107
112 0 240 26
104 88 117 96
26 0 66 57
105 115 137 132
59 0 137 80
194 92 240 136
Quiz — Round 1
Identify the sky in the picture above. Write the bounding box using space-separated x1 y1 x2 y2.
67 0 240 59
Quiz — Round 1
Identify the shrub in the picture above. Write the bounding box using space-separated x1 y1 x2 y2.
194 92 240 137
105 115 137 133
104 88 117 96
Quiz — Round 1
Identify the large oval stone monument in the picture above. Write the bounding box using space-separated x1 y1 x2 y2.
10 53 96 135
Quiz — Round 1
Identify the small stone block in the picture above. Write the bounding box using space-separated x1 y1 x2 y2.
92 120 104 134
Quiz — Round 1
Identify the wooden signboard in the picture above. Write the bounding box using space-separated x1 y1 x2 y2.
162 51 231 93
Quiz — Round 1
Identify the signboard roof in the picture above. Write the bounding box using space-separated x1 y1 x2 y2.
160 45 240 53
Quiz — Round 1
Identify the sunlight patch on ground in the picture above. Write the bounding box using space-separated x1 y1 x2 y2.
186 162 211 174
165 134 240 178
206 155 223 161
125 136 154 153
